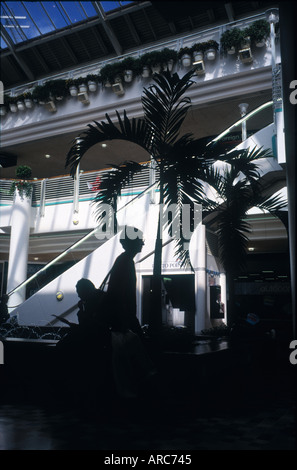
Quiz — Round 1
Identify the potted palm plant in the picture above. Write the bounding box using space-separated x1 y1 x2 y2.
0 95 9 116
7 96 18 113
100 63 124 88
120 57 137 83
65 70 219 335
139 53 152 78
72 77 88 94
246 19 270 47
33 83 57 111
140 50 163 74
190 43 205 62
220 28 244 54
159 48 177 72
32 84 51 104
204 40 219 60
16 94 26 111
177 46 192 67
86 74 100 92
45 79 68 100
23 91 34 109
9 165 33 199
238 27 253 63
66 78 80 96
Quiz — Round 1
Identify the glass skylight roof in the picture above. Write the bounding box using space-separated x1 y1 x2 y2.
0 1 134 49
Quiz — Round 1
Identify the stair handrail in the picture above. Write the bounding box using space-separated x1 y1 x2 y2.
207 101 273 146
7 180 158 297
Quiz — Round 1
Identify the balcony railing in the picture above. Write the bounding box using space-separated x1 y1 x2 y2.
0 164 152 208
2 11 270 108
0 98 274 210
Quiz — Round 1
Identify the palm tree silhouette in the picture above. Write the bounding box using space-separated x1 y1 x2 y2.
66 70 286 333
202 147 287 324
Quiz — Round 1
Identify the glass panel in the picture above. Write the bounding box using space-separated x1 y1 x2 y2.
0 2 99 46
24 2 55 36
100 1 134 13
60 1 87 23
41 1 69 29
2 1 40 42
0 36 8 49
100 1 120 12
79 1 97 18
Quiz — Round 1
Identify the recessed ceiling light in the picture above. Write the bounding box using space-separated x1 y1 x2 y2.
45 154 51 158
101 143 107 148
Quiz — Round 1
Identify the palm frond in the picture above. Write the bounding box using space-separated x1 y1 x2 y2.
65 110 152 177
225 146 273 184
92 160 144 223
253 191 287 214
217 213 251 272
141 70 196 148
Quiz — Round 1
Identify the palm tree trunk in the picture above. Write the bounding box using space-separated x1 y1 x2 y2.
149 166 164 335
226 271 236 326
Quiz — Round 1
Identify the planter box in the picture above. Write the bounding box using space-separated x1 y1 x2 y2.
25 99 33 109
88 81 97 92
193 52 203 63
181 54 192 67
142 66 151 78
205 48 217 60
9 103 17 113
239 47 253 63
17 101 25 111
69 86 78 96
44 101 57 112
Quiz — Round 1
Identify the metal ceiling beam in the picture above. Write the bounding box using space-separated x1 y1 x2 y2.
43 41 63 70
224 2 235 22
98 1 152 21
168 21 177 34
142 8 157 41
124 13 141 45
0 27 35 81
74 32 92 60
89 26 108 55
207 9 216 23
61 36 79 64
92 2 122 56
32 46 50 73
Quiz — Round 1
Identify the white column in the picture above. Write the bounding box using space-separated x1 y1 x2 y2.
7 189 32 311
189 223 206 334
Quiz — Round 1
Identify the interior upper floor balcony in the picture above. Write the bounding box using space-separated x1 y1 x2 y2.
0 12 280 157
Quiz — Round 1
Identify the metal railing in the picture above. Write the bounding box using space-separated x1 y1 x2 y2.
4 12 268 98
7 179 158 301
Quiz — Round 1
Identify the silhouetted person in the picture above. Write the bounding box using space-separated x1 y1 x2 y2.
56 278 112 411
107 226 144 338
0 294 9 325
76 278 108 330
55 278 110 353
106 226 156 400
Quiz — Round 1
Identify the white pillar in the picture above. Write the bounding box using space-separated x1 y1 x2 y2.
7 189 31 311
189 223 206 334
